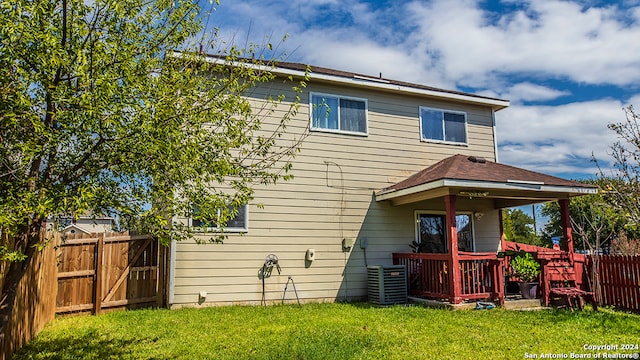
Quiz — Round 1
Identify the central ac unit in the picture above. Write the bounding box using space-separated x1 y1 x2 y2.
367 265 407 305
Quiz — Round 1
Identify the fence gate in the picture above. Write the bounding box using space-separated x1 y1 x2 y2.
56 232 164 314
597 255 640 313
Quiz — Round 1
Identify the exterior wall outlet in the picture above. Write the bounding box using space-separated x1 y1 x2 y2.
198 291 207 304
306 248 316 261
342 238 354 251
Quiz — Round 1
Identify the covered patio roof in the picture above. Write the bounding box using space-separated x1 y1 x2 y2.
375 155 598 207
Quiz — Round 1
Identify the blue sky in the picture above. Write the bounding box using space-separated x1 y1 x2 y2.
202 0 640 179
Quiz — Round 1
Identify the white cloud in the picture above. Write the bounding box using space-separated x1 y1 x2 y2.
501 82 571 103
496 99 630 175
210 0 453 86
627 94 640 107
207 0 640 177
405 0 640 88
211 0 640 89
292 29 452 88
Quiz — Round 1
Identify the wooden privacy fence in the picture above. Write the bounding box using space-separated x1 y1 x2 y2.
597 255 640 313
56 232 165 314
0 230 58 360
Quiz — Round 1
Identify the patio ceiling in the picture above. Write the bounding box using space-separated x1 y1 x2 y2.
375 155 598 208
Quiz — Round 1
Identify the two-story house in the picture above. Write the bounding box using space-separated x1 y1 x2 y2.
168 58 596 307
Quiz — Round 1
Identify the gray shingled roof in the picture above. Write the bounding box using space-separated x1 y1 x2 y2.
270 61 508 104
186 52 508 105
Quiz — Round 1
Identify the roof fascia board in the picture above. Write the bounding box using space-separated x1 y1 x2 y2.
298 70 509 110
444 179 598 194
180 52 510 111
376 180 447 201
282 68 509 110
376 178 597 202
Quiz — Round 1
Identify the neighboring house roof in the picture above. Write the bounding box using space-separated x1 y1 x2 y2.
57 213 116 234
62 223 92 235
172 51 510 111
376 154 598 207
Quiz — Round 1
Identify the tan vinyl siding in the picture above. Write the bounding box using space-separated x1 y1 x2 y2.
474 210 502 252
171 77 501 307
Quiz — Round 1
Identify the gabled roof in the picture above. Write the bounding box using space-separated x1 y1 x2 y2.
172 51 510 111
269 61 509 109
376 155 597 207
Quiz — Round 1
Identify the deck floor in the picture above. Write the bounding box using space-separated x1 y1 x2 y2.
408 295 545 311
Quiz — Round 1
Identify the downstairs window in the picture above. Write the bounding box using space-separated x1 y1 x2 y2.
415 212 474 253
191 204 248 232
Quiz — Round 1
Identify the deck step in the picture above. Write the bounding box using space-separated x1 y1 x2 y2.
503 298 545 310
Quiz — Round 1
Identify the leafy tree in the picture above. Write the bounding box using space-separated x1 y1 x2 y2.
598 105 640 234
540 179 630 304
585 105 640 300
0 0 306 335
539 182 627 253
502 208 543 246
611 231 640 255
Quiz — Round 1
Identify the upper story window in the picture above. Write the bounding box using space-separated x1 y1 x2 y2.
420 107 467 145
310 92 368 135
191 204 248 233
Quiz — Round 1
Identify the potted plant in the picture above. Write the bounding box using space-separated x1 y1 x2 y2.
510 251 541 299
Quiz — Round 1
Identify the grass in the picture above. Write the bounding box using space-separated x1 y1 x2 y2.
14 303 640 360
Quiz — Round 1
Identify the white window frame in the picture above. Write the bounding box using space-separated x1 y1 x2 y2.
190 204 248 233
309 92 368 136
419 106 468 145
414 210 475 252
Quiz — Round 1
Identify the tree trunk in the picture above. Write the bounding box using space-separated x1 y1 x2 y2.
589 254 602 306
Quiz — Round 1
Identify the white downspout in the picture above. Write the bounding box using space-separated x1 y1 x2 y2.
492 108 499 163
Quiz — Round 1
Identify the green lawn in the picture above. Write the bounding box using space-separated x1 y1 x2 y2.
14 303 640 360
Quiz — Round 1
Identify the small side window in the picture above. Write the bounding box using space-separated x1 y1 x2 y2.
191 204 248 233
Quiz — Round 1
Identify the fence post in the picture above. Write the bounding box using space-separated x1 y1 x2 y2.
94 233 104 315
156 240 164 308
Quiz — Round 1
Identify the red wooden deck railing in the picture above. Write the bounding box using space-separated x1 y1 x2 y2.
393 253 450 299
458 252 503 301
392 242 611 306
392 252 503 303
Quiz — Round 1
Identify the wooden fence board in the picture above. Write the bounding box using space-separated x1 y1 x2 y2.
56 232 163 314
1 230 59 360
103 239 151 302
596 255 640 313
94 235 104 314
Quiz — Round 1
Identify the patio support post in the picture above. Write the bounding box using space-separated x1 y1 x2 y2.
559 198 575 264
445 194 462 304
499 210 506 252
